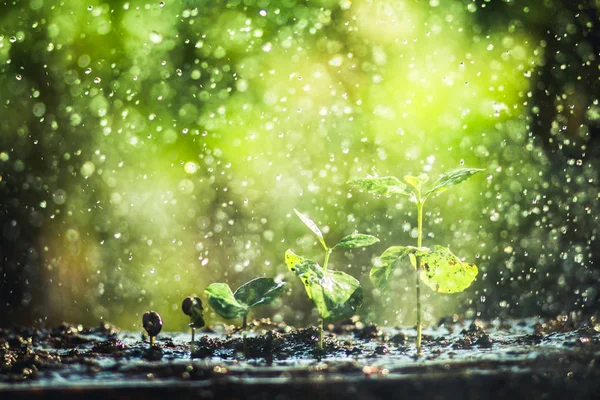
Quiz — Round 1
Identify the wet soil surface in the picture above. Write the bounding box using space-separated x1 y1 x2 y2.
1 315 600 399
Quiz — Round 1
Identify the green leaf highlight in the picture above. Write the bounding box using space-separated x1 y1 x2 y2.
370 246 416 289
234 277 285 308
425 168 484 198
404 174 429 192
347 176 412 197
294 209 327 250
334 233 379 249
285 249 363 321
413 245 479 294
370 245 478 294
205 283 249 319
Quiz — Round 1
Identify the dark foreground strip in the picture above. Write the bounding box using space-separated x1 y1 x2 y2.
1 368 600 400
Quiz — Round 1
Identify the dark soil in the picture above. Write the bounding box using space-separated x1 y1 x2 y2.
1 315 599 399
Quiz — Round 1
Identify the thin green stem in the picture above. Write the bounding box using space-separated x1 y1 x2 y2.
242 315 248 357
319 247 330 350
416 196 424 356
318 319 323 350
190 327 195 356
323 248 332 271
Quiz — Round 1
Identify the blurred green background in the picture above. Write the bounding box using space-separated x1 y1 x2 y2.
1 0 599 331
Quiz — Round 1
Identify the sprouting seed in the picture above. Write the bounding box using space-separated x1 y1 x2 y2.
182 296 204 353
142 311 163 346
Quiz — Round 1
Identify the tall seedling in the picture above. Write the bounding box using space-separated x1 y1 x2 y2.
349 168 483 354
285 209 379 349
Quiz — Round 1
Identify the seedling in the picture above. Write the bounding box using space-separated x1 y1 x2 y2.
182 296 205 352
349 168 483 355
285 209 379 349
142 310 163 346
205 277 285 356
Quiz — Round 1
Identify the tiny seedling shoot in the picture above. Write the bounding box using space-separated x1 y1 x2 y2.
205 277 285 356
285 209 379 350
142 310 163 347
349 168 483 355
182 296 205 352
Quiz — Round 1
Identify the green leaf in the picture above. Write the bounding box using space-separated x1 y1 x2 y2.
294 209 327 250
370 246 416 289
205 283 249 319
285 249 322 300
370 245 478 294
404 173 429 192
285 249 363 321
413 246 478 294
425 168 484 198
234 277 285 308
334 233 379 249
316 271 363 321
347 176 412 198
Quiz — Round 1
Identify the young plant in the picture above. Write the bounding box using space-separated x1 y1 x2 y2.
142 310 163 347
285 209 379 350
349 168 483 355
182 296 205 353
205 277 285 356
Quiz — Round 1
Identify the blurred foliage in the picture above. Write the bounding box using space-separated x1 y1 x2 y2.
0 0 598 330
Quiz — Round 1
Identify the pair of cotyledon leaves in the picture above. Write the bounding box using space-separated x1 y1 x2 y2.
293 208 380 252
349 168 483 293
370 245 478 293
205 277 285 320
348 167 483 201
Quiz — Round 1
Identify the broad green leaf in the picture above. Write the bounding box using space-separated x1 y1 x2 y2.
234 277 285 308
347 176 412 198
334 233 379 249
370 246 416 289
285 249 323 299
285 249 363 321
425 168 484 198
316 271 363 321
413 246 478 294
294 209 327 250
205 283 249 319
404 173 429 192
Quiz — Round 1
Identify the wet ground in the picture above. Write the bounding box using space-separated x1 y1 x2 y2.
1 315 599 399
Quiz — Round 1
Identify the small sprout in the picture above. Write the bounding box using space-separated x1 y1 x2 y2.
182 296 204 353
182 296 205 327
286 209 378 350
205 277 285 357
142 311 163 346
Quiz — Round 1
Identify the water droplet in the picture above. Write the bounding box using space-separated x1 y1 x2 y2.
149 31 163 44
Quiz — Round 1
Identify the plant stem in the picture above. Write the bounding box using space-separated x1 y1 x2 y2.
323 248 332 270
191 327 195 355
319 247 331 350
416 195 424 356
242 315 248 358
150 336 155 346
318 319 323 350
